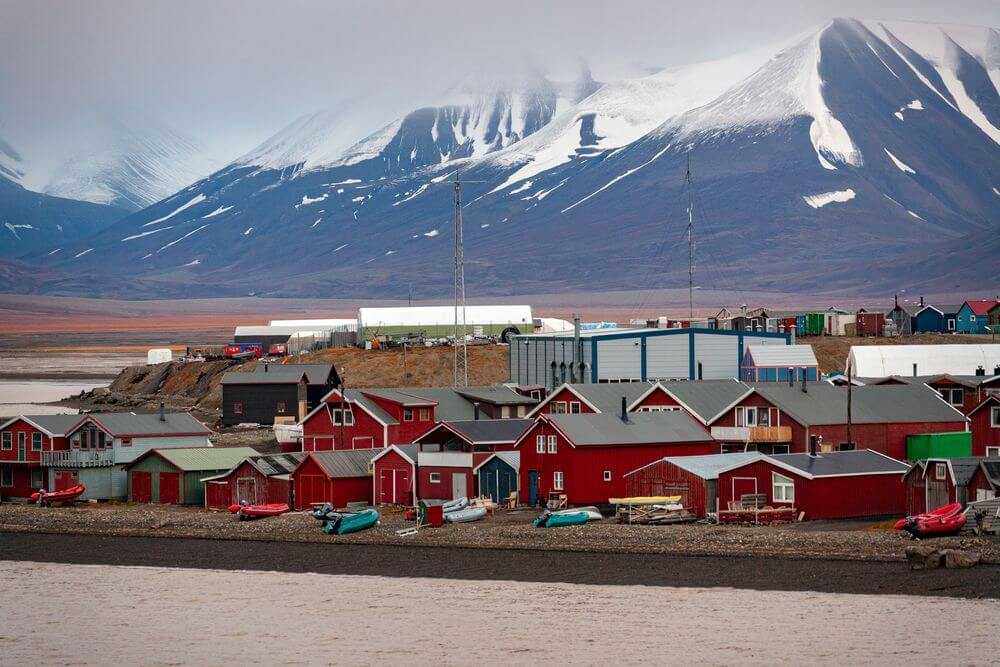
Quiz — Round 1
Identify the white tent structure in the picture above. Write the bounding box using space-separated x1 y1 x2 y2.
846 344 1000 377
357 305 533 339
269 318 357 331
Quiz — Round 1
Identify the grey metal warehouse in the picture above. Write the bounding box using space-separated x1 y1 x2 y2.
509 328 790 388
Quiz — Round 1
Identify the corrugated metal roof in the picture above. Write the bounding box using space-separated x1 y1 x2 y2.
442 419 533 444
981 460 1000 485
660 380 751 422
944 457 988 486
548 411 711 446
650 452 761 479
358 305 532 327
221 364 334 386
1 414 81 436
752 383 966 426
391 387 478 421
362 389 437 406
847 345 1000 377
250 452 307 476
346 390 398 425
963 300 999 316
569 383 655 413
745 344 817 367
144 447 259 472
769 450 908 477
80 412 210 436
309 449 382 478
455 386 537 405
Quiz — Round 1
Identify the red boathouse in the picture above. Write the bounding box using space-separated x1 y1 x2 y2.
291 449 379 510
371 445 418 506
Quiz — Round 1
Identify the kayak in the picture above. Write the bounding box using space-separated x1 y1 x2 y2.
326 508 379 535
31 484 86 506
553 506 602 521
444 506 487 523
230 502 289 520
533 510 589 528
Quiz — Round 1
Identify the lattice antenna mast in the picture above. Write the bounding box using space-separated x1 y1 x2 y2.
453 177 468 387
685 154 695 320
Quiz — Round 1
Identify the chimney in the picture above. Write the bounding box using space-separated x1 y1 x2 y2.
994 365 1000 376
788 367 794 387
790 326 796 345
264 362 269 373
158 402 166 422
894 293 899 309
920 296 924 308
801 369 807 393
620 396 628 423
473 402 480 420
809 435 818 457
976 365 986 377
913 363 918 377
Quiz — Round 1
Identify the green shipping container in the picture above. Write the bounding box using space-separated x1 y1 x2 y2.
906 431 972 460
804 313 826 336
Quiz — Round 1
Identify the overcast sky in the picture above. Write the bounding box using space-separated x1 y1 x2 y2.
1 0 997 161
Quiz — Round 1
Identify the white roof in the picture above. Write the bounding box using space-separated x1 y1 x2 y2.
535 317 574 333
847 345 1000 377
417 451 473 468
746 344 817 367
269 318 357 330
234 324 348 337
358 305 532 327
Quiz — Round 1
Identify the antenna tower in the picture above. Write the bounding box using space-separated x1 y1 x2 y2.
453 177 468 387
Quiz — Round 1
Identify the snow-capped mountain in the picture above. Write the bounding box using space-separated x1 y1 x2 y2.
20 18 1000 298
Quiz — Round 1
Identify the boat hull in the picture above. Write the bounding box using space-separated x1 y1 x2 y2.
444 506 487 523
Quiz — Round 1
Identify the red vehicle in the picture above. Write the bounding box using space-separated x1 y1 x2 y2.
224 344 264 359
268 343 288 356
31 484 86 506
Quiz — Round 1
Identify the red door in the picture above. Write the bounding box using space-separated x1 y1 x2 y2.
394 467 411 505
159 472 181 504
296 474 325 510
132 471 152 503
378 469 393 504
206 481 231 509
54 470 78 491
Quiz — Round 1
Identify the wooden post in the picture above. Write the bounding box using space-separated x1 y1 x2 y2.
846 363 853 449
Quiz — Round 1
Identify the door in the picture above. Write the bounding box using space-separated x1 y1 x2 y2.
528 470 539 506
378 469 393 504
451 472 467 500
158 472 180 504
131 471 152 503
236 477 259 505
206 482 230 509
394 467 411 505
54 470 78 492
297 474 325 509
926 478 950 512
479 469 496 502
730 477 758 508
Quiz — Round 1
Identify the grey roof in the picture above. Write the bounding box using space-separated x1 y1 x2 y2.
630 451 761 479
308 449 382 478
917 304 962 315
435 419 533 444
381 444 419 463
455 386 537 406
133 447 259 472
3 414 82 436
566 383 655 413
877 374 999 389
981 460 1000 485
945 457 989 486
751 384 965 426
769 450 908 477
548 411 712 446
745 344 817 367
346 390 398 425
389 387 480 421
248 452 307 476
361 388 437 406
79 412 210 436
221 363 334 386
659 380 751 422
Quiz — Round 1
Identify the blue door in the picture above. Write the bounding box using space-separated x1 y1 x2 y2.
528 470 539 506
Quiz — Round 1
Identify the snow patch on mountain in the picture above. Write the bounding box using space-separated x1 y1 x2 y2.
297 193 328 207
122 226 174 242
802 189 856 208
158 224 209 252
884 148 916 174
202 205 234 219
143 194 206 227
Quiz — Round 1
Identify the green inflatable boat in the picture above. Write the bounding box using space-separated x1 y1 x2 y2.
322 508 379 535
533 511 589 528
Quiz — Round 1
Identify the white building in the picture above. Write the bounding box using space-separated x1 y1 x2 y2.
846 344 1000 377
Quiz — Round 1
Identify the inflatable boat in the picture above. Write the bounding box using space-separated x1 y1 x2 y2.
323 508 379 535
533 510 589 528
444 506 487 523
230 502 289 520
894 502 967 538
31 484 86 506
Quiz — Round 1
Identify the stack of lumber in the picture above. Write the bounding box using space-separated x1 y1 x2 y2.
610 496 696 525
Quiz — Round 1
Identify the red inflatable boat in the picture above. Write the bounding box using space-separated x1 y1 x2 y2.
895 502 966 538
31 484 86 506
229 502 289 520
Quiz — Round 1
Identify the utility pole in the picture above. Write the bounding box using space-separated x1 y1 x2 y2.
846 363 853 450
685 154 694 320
453 177 468 387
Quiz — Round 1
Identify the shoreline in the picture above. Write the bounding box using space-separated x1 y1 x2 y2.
3 531 999 599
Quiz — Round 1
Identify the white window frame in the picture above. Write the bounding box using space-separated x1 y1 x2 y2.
947 318 956 331
501 406 511 419
546 435 557 454
1 432 10 450
991 406 1000 428
536 435 545 454
736 406 758 427
939 388 964 407
429 472 441 483
603 470 612 482
332 408 355 426
31 432 42 451
403 408 414 422
986 446 1000 457
553 471 564 491
970 315 977 322
516 405 526 418
569 401 582 414
934 463 948 480
772 472 795 503
418 408 430 421
550 401 568 414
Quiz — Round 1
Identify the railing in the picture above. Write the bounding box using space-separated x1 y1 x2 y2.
710 426 792 443
41 449 115 467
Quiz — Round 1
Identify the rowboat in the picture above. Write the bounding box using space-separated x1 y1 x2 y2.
444 506 487 523
230 502 289 520
533 510 589 528
324 508 379 535
553 506 602 521
31 484 86 506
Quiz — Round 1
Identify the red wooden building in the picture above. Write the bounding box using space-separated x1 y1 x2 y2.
717 450 909 520
202 452 305 509
290 449 379 510
868 374 1000 416
513 409 717 506
0 414 78 499
623 452 760 517
969 395 1000 457
967 459 1000 502
855 310 885 337
371 445 418 506
413 419 532 452
903 457 995 514
415 451 488 501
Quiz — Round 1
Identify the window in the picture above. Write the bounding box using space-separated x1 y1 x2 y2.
550 401 567 414
403 408 414 421
516 405 526 418
991 406 1000 428
536 435 545 454
233 402 244 415
418 408 430 421
553 471 564 490
987 446 1000 457
569 401 582 414
31 432 42 451
429 472 441 483
501 406 511 419
947 318 956 331
934 463 947 480
0 465 11 487
938 388 964 406
547 435 557 453
772 472 795 503
121 437 132 447
332 408 355 425
603 470 612 482
735 406 758 427
1 432 10 450
276 401 287 413
18 432 26 448
530 390 541 400
971 315 977 322
31 468 43 488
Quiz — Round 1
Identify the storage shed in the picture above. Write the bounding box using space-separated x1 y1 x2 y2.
474 451 519 503
221 363 339 426
912 304 961 333
846 345 1000 377
510 327 790 389
202 453 305 509
956 300 999 334
371 445 418 505
967 460 1000 502
291 449 380 510
718 450 910 520
740 344 818 382
903 457 991 514
623 452 760 517
415 451 484 501
855 310 886 337
126 447 257 505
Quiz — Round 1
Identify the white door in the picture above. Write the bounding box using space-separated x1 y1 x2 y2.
452 473 466 500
